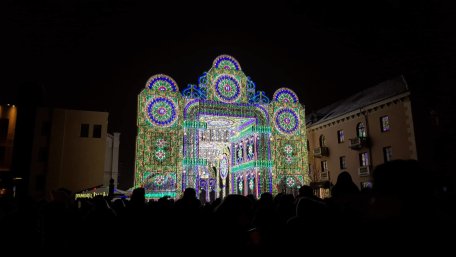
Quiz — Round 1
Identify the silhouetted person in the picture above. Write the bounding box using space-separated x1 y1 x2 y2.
361 159 454 252
175 188 201 210
175 188 202 247
331 171 360 197
211 195 254 251
129 187 146 209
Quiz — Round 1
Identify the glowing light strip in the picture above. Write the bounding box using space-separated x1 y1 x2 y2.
231 160 273 173
145 192 177 198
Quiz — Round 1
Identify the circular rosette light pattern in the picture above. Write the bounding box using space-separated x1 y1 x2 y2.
274 108 300 135
214 75 241 103
273 88 298 103
146 74 178 92
284 144 293 154
154 149 166 161
154 174 165 186
155 138 167 148
146 97 178 127
213 55 241 70
286 177 295 187
285 155 293 164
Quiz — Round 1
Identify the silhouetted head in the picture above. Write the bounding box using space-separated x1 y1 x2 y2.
131 187 145 204
332 171 359 197
336 171 354 184
183 188 197 199
299 185 314 197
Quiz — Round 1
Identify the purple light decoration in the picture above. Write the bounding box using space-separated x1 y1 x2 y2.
147 74 178 92
238 119 256 131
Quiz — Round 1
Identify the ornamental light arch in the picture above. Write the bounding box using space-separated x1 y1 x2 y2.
135 55 309 199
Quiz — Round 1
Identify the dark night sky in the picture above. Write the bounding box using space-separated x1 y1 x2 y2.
4 0 456 188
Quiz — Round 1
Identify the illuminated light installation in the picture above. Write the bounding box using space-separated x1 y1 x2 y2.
135 55 309 199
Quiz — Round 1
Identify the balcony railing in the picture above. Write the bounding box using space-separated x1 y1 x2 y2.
349 137 369 150
320 171 329 180
313 147 329 157
358 166 371 177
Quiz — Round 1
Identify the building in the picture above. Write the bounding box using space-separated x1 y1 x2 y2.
0 104 17 173
28 108 118 199
0 104 18 197
306 76 417 198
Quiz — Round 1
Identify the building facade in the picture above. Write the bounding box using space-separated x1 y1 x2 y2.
28 108 114 198
0 104 17 173
306 77 417 198
0 104 18 197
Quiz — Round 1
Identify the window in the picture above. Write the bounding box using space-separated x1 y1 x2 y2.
361 181 373 190
380 116 390 132
93 124 102 138
41 121 51 136
339 156 346 169
359 152 369 166
319 135 326 147
0 118 9 140
0 146 5 163
357 122 366 138
383 146 393 162
337 130 344 143
80 124 89 137
38 147 48 162
321 160 328 172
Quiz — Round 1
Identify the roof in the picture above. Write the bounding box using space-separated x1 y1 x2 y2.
306 76 409 126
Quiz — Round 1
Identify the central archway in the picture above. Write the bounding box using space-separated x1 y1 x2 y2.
183 100 273 199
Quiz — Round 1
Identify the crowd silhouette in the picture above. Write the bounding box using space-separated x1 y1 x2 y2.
0 159 454 253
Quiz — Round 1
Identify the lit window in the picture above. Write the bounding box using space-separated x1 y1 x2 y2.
339 156 346 169
319 135 326 147
359 152 369 166
357 123 366 138
361 181 372 190
380 116 390 132
383 146 393 162
337 130 344 143
321 160 328 172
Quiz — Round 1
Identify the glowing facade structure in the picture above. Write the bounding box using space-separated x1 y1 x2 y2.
135 55 309 199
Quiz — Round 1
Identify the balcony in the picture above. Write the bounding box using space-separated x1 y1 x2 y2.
320 171 329 180
348 137 369 150
358 166 371 177
313 147 329 157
